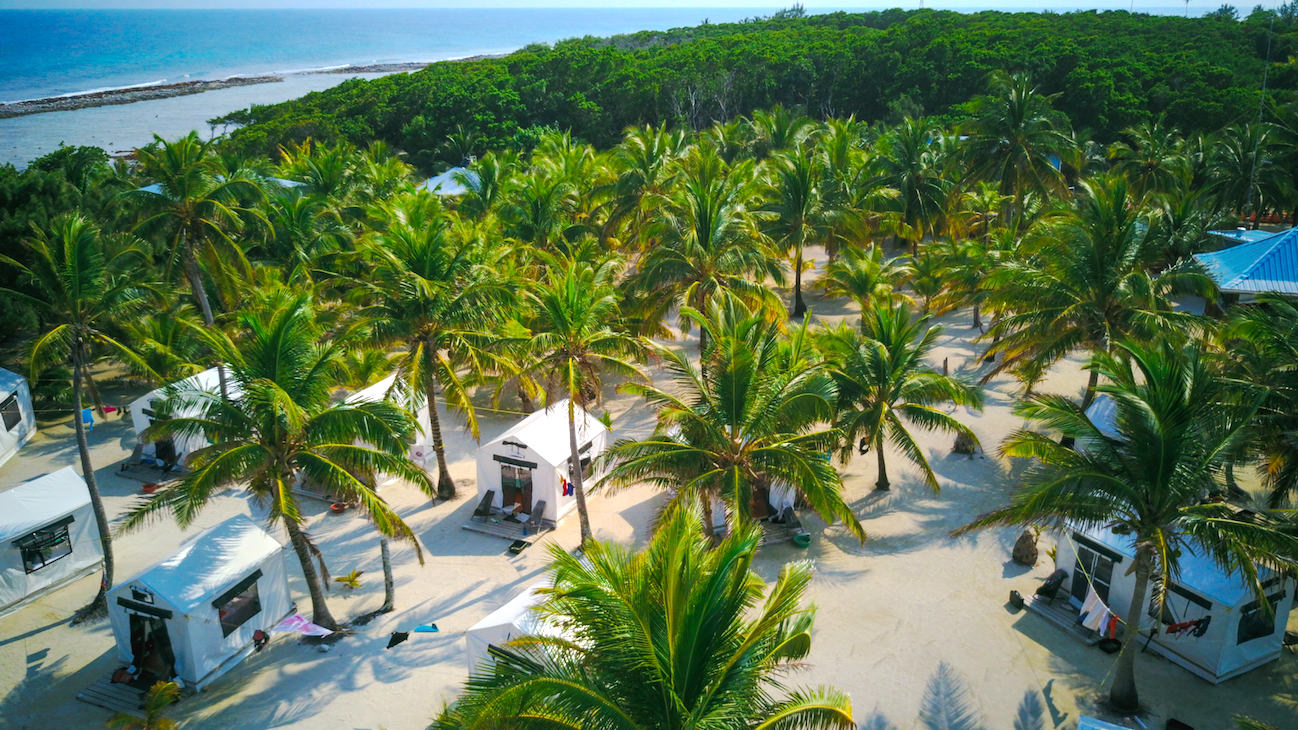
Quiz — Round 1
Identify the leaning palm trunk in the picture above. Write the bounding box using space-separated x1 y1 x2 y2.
180 238 229 400
283 513 339 630
792 243 807 318
1109 550 1153 712
1080 367 1101 410
71 342 114 621
379 538 395 613
568 400 593 547
422 358 456 500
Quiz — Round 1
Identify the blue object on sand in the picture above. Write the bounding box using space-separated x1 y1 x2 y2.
414 624 439 633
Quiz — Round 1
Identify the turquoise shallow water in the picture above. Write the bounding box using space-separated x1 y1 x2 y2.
0 8 779 103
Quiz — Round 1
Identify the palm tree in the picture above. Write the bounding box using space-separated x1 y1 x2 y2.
760 150 829 318
872 117 950 255
597 123 685 250
134 132 266 398
353 197 508 499
122 295 433 631
818 302 983 491
631 143 784 354
1107 119 1189 199
812 244 912 312
955 340 1298 712
434 504 856 729
524 256 646 546
981 175 1208 408
961 72 1072 223
1224 294 1298 507
747 104 816 159
106 680 179 730
1 213 153 619
1209 122 1288 228
259 192 351 285
604 294 866 540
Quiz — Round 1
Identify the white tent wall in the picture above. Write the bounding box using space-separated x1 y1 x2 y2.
474 400 609 525
464 582 552 674
0 467 103 613
0 368 36 468
128 367 232 464
1053 525 1295 683
107 515 294 689
344 374 434 476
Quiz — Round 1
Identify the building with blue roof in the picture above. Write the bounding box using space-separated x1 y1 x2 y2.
1039 395 1297 683
1195 227 1298 298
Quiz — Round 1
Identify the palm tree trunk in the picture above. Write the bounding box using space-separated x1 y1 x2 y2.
701 496 716 539
874 439 890 491
283 517 339 630
424 343 455 500
972 302 982 331
379 537 395 614
1108 552 1152 713
1080 367 1100 410
568 400 593 548
181 239 230 401
71 341 114 622
792 244 806 319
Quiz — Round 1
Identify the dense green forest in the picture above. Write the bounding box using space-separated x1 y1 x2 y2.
214 7 1298 169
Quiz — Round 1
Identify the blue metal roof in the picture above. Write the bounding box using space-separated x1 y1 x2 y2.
1193 227 1298 295
1207 228 1275 244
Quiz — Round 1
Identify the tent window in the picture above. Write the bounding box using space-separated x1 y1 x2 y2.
1237 592 1285 645
216 579 261 637
15 516 75 574
1 392 20 432
500 464 533 514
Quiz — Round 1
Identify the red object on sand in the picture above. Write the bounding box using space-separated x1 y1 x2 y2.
330 502 347 513
141 483 159 494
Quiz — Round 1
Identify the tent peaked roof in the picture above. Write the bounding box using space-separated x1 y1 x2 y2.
1194 227 1298 295
419 167 480 196
488 399 607 467
132 515 283 613
0 467 89 538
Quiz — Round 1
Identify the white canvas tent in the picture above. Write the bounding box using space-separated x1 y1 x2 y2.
128 367 237 467
0 467 103 614
419 166 480 196
474 399 609 525
1053 396 1298 682
464 582 560 673
0 367 36 468
107 515 293 690
344 374 434 469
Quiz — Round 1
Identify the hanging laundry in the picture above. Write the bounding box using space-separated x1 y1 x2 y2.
1105 615 1120 640
1079 586 1108 631
559 474 574 497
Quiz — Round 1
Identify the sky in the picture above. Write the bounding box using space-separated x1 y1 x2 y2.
0 1 1269 10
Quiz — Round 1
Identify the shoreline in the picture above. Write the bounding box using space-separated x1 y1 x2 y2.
0 62 434 120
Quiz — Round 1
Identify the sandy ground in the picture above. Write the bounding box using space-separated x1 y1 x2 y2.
1 249 1295 729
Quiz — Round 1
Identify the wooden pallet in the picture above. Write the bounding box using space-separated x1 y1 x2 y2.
461 517 551 543
76 675 148 716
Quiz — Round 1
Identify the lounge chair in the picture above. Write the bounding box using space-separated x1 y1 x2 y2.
1035 569 1069 602
526 501 547 533
472 490 495 521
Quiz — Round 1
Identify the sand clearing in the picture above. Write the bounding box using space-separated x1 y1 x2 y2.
1 253 1294 729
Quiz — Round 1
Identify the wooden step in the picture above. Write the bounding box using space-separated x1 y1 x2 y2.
76 675 147 716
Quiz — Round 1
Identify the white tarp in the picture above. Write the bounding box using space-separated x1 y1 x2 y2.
344 374 433 470
464 582 558 673
128 366 238 465
475 399 610 524
0 367 36 468
419 166 480 196
0 467 103 612
107 515 293 689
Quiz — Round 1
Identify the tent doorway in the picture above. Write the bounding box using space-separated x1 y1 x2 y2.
1070 544 1115 604
500 464 533 515
128 613 176 684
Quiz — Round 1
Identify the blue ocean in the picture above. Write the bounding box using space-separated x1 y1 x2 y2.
0 8 783 103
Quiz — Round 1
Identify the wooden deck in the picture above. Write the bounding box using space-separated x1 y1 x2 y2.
77 675 148 716
462 512 553 543
116 461 186 485
1025 594 1102 646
